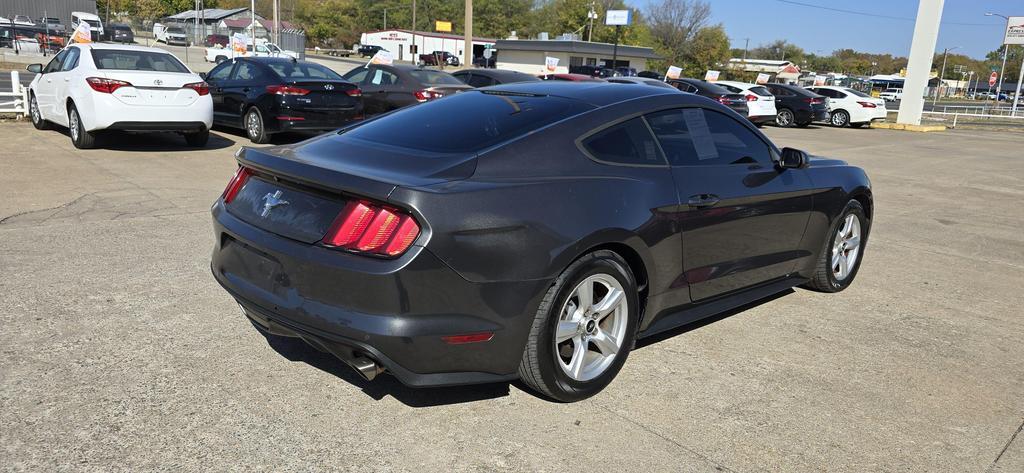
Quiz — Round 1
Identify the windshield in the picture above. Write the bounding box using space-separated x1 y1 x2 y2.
267 62 343 80
408 69 464 86
168 27 185 34
91 50 189 73
83 20 100 28
342 91 590 153
845 88 872 98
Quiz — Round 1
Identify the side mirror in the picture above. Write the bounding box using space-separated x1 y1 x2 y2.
198 72 207 80
779 147 809 169
27 64 43 74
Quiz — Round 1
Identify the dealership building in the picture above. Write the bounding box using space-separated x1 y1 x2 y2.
493 39 660 75
359 29 496 63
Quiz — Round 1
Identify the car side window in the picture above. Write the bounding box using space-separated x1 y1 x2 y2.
231 62 265 82
581 117 666 166
368 68 398 86
769 86 792 97
646 108 773 167
206 62 234 82
43 49 67 73
468 74 494 88
60 48 80 71
344 67 369 84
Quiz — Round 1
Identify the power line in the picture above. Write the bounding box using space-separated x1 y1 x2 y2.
775 0 995 26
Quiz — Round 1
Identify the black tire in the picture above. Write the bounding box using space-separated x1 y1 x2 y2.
29 93 51 130
184 129 210 147
830 109 850 127
775 108 795 127
244 107 270 144
803 200 869 293
68 103 96 149
518 250 640 402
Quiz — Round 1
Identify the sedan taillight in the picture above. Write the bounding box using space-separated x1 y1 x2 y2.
86 77 131 94
804 97 824 105
413 90 441 102
323 200 421 257
345 88 362 97
183 81 209 96
857 101 877 108
266 85 310 95
745 94 758 102
221 166 251 203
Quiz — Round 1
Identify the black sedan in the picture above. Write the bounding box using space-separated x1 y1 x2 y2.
203 57 363 143
341 64 471 116
667 78 748 117
211 82 872 402
763 83 830 127
452 68 541 87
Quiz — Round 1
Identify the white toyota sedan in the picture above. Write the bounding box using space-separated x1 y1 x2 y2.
715 80 777 126
27 43 213 149
806 86 887 128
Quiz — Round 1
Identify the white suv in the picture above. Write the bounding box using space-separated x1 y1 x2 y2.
27 43 213 149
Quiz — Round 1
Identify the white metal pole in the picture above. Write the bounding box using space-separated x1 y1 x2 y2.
897 0 945 125
997 44 1008 100
1012 54 1024 116
251 0 256 40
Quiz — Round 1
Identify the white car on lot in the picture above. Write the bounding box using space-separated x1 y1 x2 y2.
205 41 299 63
879 88 903 102
26 43 213 149
715 80 778 126
806 86 887 128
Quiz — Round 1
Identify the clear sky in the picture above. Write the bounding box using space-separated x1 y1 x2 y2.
631 0 1017 59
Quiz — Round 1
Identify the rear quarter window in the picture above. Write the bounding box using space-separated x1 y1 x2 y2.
582 117 665 166
408 69 465 86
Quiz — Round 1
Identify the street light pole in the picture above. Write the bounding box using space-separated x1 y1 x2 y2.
932 46 957 108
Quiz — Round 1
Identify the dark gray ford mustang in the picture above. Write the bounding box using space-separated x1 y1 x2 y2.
211 81 871 402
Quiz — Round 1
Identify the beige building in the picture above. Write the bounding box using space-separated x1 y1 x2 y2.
494 39 660 75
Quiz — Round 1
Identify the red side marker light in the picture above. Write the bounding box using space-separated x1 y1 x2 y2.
442 333 494 344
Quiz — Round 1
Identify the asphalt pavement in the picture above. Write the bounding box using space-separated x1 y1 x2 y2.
0 121 1021 471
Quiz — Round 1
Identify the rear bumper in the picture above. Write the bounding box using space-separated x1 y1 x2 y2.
210 201 547 386
81 92 213 132
265 105 364 133
748 114 775 124
107 121 207 132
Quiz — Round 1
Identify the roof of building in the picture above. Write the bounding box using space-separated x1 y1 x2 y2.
363 29 496 43
166 8 250 21
495 39 661 59
221 18 297 31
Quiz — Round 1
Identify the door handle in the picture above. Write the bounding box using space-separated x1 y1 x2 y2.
687 194 721 208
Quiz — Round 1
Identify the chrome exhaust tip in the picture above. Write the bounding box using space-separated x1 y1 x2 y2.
350 355 385 381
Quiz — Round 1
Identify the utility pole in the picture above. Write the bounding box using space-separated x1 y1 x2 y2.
250 0 256 40
931 46 956 108
464 0 473 68
588 2 597 42
412 0 417 56
743 38 749 62
273 0 280 45
383 8 387 30
897 0 944 125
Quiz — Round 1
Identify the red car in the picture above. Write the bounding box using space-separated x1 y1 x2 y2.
539 73 606 82
204 34 228 48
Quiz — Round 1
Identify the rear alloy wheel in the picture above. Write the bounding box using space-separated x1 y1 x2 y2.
68 104 96 149
776 108 795 127
184 129 210 147
804 199 868 292
519 250 639 402
830 110 850 127
30 94 51 130
245 107 269 144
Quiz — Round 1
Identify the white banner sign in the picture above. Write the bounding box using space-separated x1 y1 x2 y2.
704 70 720 82
756 73 770 84
70 21 91 44
545 56 559 72
605 10 632 26
370 50 394 65
666 66 682 80
1004 16 1024 45
814 75 827 86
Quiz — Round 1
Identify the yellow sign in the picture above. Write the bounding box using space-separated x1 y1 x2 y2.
435 21 452 32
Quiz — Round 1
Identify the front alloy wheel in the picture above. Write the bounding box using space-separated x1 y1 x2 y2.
519 250 639 402
804 199 868 292
776 108 794 127
30 94 50 130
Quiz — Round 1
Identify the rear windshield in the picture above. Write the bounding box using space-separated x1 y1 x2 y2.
342 91 590 153
267 62 343 80
91 50 189 73
750 86 771 96
408 69 464 86
845 88 872 98
696 81 732 95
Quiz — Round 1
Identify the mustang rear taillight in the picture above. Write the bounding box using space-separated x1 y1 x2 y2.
86 77 131 94
266 85 310 95
323 200 421 256
183 81 210 96
857 101 877 108
221 166 251 203
345 88 362 97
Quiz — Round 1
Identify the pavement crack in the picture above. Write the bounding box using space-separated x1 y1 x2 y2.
988 416 1024 472
0 191 102 225
594 402 741 472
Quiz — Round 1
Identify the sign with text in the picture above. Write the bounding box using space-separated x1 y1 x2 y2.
545 56 559 72
1003 16 1024 45
605 10 632 26
370 50 394 65
704 70 720 82
70 22 91 44
435 20 452 33
756 73 770 84
231 33 248 54
666 66 682 80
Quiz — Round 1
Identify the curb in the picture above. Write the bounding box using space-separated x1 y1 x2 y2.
870 122 947 132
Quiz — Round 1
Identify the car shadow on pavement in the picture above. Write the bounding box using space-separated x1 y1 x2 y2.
211 125 320 146
49 126 238 151
634 288 795 350
256 329 511 407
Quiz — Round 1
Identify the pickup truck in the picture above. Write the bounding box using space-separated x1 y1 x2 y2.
205 41 299 63
154 24 189 46
419 51 460 67
879 88 903 102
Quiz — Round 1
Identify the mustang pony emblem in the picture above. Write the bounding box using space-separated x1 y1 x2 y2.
260 190 289 217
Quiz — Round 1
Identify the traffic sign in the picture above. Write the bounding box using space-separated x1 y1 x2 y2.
989 71 998 87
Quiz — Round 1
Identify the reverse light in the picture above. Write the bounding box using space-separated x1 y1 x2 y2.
345 88 362 97
266 85 311 95
857 101 877 108
413 90 441 102
323 200 421 257
221 166 251 203
86 77 131 94
182 81 209 95
442 332 495 344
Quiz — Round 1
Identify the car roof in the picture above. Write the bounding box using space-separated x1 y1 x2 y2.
716 80 758 88
485 81 681 107
465 69 539 80
74 43 171 54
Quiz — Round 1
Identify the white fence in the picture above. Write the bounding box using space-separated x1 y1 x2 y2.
0 71 29 117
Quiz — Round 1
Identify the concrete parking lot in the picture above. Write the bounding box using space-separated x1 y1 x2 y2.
1 122 1021 472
